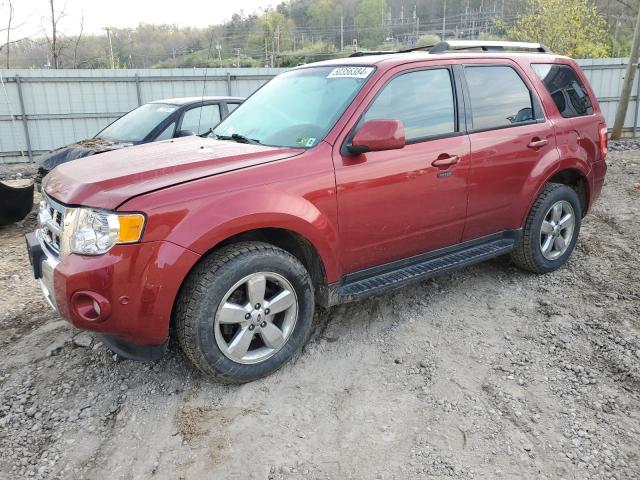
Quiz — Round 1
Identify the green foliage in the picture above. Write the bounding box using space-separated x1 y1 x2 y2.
375 40 403 51
415 34 441 48
356 0 387 48
156 50 260 68
505 0 610 58
278 41 348 67
308 0 338 31
477 31 508 41
7 0 626 68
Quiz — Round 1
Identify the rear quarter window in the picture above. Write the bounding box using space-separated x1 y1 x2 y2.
532 63 593 118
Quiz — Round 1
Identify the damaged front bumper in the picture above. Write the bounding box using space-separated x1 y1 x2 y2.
25 231 59 311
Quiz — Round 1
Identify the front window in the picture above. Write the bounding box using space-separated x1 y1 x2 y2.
212 66 374 148
362 68 456 142
98 103 178 143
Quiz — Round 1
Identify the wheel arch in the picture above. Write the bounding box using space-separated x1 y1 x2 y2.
520 160 591 228
169 225 335 334
546 168 590 216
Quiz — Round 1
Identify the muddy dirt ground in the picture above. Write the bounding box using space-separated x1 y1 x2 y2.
0 149 638 480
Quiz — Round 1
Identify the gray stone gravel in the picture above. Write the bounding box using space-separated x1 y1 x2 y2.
0 149 639 479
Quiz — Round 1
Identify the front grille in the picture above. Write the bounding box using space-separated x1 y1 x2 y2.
38 194 66 259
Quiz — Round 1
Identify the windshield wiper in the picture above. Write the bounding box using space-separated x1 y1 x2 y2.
215 133 261 145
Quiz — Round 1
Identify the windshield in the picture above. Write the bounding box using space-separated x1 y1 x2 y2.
98 103 177 143
212 66 374 148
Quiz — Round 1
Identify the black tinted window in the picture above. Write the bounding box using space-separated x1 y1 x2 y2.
363 68 456 141
532 64 593 118
465 66 534 130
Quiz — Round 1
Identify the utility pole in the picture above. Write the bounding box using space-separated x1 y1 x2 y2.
340 15 344 51
612 4 640 139
104 27 115 69
442 0 447 41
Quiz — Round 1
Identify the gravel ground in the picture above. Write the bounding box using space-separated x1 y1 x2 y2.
0 148 639 480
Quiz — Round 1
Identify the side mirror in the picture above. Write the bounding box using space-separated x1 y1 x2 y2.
348 119 405 155
176 129 196 137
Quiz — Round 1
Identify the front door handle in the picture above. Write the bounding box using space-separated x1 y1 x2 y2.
431 154 459 168
527 138 548 149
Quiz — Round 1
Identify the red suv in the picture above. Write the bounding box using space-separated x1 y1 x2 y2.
27 41 608 383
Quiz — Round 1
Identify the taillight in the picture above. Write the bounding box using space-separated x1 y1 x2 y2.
598 123 608 161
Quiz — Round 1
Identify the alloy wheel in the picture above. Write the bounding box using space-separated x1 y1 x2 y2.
214 272 298 364
539 200 575 261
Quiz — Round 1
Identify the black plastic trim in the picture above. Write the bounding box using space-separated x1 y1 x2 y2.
25 232 43 279
322 230 521 306
99 334 168 361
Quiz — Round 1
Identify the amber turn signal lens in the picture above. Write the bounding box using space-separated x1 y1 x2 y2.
118 214 145 243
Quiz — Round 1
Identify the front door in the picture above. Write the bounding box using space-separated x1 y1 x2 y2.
333 66 471 274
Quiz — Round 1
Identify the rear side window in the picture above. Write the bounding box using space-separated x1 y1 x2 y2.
363 68 456 141
465 65 535 130
532 63 593 118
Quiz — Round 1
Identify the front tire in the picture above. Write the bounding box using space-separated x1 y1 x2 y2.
511 183 582 273
175 241 315 383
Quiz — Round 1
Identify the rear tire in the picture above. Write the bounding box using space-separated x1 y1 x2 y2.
511 183 582 273
175 241 315 383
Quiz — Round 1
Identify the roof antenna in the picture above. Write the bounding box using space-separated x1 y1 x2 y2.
197 30 217 136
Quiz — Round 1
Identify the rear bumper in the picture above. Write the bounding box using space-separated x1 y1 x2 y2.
587 160 607 213
28 235 200 348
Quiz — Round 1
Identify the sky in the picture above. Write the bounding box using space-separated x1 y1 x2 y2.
8 0 278 38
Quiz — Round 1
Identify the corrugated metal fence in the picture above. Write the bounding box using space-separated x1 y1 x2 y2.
0 68 283 164
0 58 637 164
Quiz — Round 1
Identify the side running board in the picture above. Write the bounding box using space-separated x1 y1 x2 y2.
326 235 516 305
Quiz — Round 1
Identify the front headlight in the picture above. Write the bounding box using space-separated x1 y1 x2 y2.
64 208 145 256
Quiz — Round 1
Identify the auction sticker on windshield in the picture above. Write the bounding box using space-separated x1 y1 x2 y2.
327 67 374 79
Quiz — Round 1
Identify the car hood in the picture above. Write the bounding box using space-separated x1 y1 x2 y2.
35 138 132 171
43 136 304 209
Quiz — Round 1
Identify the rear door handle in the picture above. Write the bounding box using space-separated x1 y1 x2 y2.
527 138 548 149
431 154 459 168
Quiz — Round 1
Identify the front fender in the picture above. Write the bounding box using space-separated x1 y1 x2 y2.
121 164 341 283
180 189 341 282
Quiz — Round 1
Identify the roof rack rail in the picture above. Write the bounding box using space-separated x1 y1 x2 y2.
349 50 394 57
347 40 550 58
428 40 549 53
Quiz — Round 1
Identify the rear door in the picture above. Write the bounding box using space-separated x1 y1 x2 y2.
333 64 471 274
461 62 557 241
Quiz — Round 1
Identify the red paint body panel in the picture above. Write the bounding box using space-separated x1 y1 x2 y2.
333 135 471 272
120 141 342 282
54 241 200 345
39 52 607 347
351 119 406 152
43 136 303 208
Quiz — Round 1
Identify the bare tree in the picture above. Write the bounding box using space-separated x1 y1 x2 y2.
0 0 31 68
43 0 66 68
5 1 13 68
72 11 84 68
